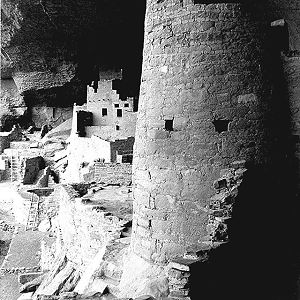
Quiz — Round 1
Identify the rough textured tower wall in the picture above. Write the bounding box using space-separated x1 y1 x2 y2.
131 0 271 263
283 54 300 191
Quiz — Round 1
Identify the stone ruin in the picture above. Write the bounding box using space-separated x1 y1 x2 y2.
0 1 300 300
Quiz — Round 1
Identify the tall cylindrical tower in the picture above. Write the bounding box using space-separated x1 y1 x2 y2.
131 0 270 264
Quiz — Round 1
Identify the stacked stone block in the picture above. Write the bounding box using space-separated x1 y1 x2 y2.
131 0 270 264
91 162 132 186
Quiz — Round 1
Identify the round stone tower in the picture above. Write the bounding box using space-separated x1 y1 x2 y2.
131 0 270 264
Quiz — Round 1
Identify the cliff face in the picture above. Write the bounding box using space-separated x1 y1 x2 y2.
0 79 26 130
1 0 145 129
1 0 96 81
1 0 298 130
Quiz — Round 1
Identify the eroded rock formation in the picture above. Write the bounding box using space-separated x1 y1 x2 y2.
1 1 300 300
1 0 145 129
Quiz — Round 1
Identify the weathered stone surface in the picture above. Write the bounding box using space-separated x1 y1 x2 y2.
0 79 26 130
130 0 272 265
74 246 107 295
17 292 34 300
19 272 44 285
33 250 67 299
134 296 156 300
19 273 46 293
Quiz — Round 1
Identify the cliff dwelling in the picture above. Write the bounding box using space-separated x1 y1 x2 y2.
0 1 300 300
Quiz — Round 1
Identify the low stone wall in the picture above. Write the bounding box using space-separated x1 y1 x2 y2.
88 162 132 185
56 185 129 267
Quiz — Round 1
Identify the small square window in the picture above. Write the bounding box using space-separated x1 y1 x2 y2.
114 103 119 108
124 103 129 108
117 109 122 117
116 125 120 130
102 108 108 116
165 119 173 131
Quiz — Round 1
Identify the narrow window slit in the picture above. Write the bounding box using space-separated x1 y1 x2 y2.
117 109 122 117
102 108 107 116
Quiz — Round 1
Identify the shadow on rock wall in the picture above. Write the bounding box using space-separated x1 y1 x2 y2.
189 26 299 300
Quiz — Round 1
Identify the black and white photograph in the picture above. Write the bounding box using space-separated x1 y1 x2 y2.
0 1 299 299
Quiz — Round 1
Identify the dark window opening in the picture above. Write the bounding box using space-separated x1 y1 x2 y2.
114 103 120 108
213 119 230 133
102 108 108 116
124 103 129 108
116 125 120 130
165 119 173 131
117 109 122 117
122 154 133 164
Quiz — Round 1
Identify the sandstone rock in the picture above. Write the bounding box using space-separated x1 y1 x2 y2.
17 292 34 300
83 278 107 297
33 250 67 299
74 244 107 295
134 296 156 300
19 273 46 293
0 79 26 130
38 219 51 233
41 262 75 296
59 269 81 294
137 277 169 300
58 291 78 299
19 272 44 285
168 257 199 272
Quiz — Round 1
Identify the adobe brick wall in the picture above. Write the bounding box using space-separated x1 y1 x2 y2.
131 0 271 263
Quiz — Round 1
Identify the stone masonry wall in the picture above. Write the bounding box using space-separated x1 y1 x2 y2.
86 80 137 141
89 162 132 185
56 185 128 267
283 54 300 191
110 137 135 163
131 0 271 264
